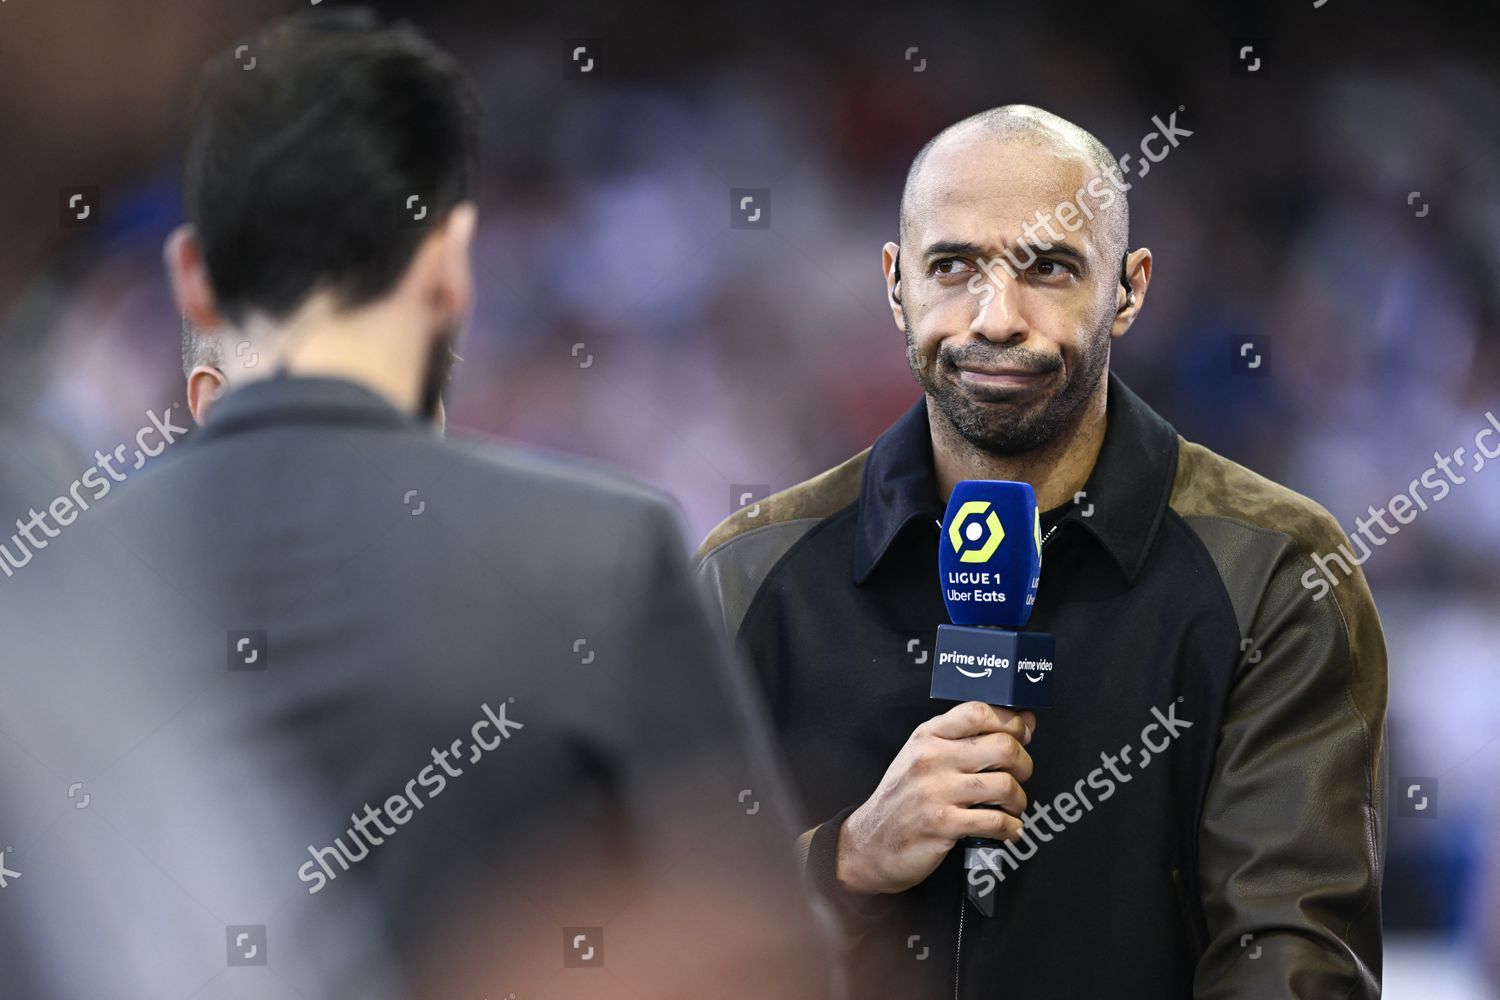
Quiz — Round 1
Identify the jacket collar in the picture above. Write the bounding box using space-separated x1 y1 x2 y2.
198 376 419 442
852 371 1180 586
851 397 945 585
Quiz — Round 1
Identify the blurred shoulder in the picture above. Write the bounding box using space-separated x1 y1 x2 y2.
434 431 679 529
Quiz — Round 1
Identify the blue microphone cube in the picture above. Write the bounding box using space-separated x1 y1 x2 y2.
930 624 1055 708
934 480 1054 709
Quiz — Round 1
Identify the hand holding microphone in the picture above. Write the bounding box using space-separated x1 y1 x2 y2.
836 700 1035 896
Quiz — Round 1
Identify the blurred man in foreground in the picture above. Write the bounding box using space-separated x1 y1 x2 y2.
0 11 831 998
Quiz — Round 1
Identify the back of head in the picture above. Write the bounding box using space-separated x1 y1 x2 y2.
183 8 480 325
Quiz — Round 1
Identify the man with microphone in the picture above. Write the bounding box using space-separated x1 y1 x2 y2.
699 105 1385 998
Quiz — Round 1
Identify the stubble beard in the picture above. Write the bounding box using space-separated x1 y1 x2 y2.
905 315 1111 456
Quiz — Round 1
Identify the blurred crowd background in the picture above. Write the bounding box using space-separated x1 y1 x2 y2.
2 0 1497 995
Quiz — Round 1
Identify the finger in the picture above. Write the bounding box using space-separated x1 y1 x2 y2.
949 732 1033 782
941 804 1026 843
923 701 1033 742
945 771 1027 816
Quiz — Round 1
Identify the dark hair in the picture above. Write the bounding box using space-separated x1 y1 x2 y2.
180 318 219 378
183 9 480 324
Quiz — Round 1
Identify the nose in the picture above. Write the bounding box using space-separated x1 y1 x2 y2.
970 258 1029 344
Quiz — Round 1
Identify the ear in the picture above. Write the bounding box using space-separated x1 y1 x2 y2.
186 364 227 426
163 224 223 331
1111 248 1153 339
882 241 905 333
434 201 478 325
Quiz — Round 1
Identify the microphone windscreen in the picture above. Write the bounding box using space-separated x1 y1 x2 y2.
938 480 1041 629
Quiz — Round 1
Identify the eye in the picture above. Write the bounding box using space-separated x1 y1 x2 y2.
932 257 976 276
1030 258 1076 280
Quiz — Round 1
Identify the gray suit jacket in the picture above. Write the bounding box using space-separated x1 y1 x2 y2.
0 377 832 999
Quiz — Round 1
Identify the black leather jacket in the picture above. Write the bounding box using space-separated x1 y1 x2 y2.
697 373 1385 999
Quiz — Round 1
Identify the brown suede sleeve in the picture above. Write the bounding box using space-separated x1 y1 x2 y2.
1171 438 1386 999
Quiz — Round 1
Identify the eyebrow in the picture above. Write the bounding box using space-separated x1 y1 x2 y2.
922 239 1090 268
1027 242 1088 267
922 240 987 259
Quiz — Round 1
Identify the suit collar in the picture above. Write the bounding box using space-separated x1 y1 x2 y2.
199 376 418 441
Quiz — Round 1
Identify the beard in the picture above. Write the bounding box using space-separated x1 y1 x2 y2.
419 320 461 424
906 315 1111 455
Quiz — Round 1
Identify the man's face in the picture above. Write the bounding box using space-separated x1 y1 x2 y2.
897 135 1121 455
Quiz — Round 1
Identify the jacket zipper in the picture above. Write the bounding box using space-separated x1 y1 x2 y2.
953 894 966 1000
951 517 1064 1000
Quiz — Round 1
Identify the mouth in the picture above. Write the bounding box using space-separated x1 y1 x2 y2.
952 364 1054 392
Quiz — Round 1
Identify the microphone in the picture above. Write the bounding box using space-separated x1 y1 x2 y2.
929 480 1055 915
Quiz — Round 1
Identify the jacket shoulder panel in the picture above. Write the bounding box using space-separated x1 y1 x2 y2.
1168 437 1385 736
696 519 825 639
695 448 868 640
1170 437 1350 556
696 447 870 562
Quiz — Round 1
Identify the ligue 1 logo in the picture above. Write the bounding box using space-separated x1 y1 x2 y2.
948 499 1044 566
948 501 1003 562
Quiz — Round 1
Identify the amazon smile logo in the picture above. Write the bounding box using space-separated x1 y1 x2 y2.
1016 656 1053 684
938 649 1010 678
937 650 1053 684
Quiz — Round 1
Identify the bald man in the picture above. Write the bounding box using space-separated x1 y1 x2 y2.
698 105 1385 999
